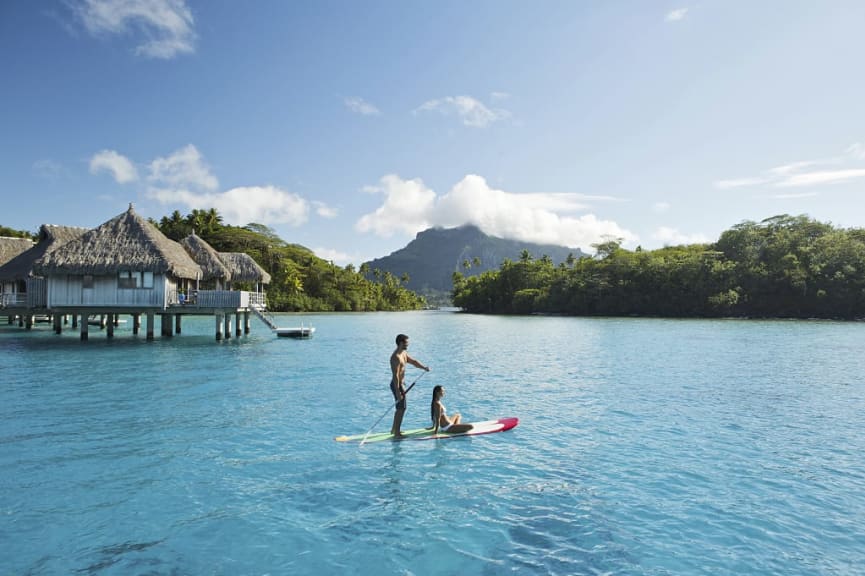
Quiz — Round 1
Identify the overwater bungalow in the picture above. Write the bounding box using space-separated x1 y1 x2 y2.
0 236 35 267
0 225 88 324
179 232 232 298
24 204 272 341
218 251 272 290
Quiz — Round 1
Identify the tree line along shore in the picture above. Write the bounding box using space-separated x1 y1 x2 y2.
451 214 865 319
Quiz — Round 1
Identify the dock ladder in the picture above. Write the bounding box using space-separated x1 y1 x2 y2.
250 303 279 330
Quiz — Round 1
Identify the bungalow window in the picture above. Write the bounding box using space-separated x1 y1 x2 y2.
118 271 137 289
82 275 94 289
118 271 155 289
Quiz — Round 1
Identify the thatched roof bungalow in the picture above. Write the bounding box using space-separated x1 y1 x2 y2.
33 205 203 310
0 225 87 282
219 252 272 286
1 226 88 308
0 237 35 267
180 232 231 287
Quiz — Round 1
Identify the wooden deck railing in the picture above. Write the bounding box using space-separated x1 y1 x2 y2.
169 290 267 309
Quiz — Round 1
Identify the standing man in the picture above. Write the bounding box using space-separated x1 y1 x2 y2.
390 333 430 437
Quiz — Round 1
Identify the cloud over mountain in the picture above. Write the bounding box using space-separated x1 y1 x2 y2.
356 174 635 249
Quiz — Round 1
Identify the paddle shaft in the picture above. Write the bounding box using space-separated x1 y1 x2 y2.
360 370 427 445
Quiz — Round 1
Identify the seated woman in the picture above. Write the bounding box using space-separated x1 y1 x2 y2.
430 385 473 434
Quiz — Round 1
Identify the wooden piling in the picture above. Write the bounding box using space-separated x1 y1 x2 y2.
160 314 173 338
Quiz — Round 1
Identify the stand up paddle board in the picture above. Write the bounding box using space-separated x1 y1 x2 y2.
335 417 518 443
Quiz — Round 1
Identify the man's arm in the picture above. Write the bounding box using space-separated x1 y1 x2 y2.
406 354 430 371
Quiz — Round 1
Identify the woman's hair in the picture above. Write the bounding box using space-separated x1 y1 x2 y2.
431 385 444 424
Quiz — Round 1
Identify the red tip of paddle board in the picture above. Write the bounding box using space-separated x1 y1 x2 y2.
497 417 519 432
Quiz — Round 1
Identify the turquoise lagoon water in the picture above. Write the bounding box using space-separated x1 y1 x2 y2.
1 311 864 575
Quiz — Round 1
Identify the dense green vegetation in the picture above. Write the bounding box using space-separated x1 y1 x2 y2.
154 209 426 312
452 215 865 319
0 225 35 240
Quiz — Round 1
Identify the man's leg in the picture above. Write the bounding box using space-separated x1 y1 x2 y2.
391 408 405 436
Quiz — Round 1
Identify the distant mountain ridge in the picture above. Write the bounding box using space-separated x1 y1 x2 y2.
363 225 587 299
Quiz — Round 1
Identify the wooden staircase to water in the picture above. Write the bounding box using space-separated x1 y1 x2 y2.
250 303 278 330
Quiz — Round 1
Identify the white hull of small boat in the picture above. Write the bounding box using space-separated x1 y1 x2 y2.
275 326 315 339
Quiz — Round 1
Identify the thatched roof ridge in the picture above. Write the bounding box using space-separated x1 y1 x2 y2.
33 205 203 279
0 237 35 267
219 252 272 284
0 225 88 280
180 233 231 281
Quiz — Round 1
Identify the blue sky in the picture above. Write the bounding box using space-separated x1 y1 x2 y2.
2 1 865 266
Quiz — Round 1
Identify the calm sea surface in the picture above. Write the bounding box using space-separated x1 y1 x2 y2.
1 311 864 575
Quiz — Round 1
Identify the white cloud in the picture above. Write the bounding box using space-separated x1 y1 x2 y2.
344 97 381 116
313 246 356 266
136 145 310 226
715 144 865 189
665 8 689 22
89 149 139 183
148 185 309 226
652 227 708 246
356 174 636 249
74 0 196 59
148 144 218 191
414 95 510 128
313 201 338 218
774 169 865 188
356 175 437 236
846 142 865 160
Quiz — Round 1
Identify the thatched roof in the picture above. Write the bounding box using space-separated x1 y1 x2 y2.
0 225 88 281
33 205 203 279
219 252 272 284
0 237 35 267
180 233 231 281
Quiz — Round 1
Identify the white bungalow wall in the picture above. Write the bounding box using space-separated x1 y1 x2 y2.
47 273 173 308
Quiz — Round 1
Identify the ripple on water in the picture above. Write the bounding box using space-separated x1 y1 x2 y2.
2 314 865 575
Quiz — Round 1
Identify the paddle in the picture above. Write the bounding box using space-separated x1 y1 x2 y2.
359 370 428 446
